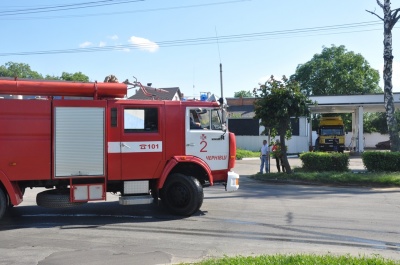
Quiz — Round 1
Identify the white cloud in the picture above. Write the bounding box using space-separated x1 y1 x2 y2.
120 48 130 53
109 35 119 40
128 36 159 53
79 41 92 48
99 41 106 47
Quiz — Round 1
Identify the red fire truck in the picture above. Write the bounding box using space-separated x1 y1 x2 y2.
0 77 239 219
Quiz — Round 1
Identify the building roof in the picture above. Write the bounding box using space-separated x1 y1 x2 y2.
129 87 182 100
227 97 256 118
227 105 255 118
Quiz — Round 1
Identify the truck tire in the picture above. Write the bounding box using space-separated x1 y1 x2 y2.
160 173 203 216
36 189 86 208
0 188 7 220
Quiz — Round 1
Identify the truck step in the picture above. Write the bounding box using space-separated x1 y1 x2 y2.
119 195 153 205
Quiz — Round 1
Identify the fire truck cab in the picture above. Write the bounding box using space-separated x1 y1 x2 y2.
0 78 239 219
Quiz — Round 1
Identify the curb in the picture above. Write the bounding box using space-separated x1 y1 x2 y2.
240 155 299 161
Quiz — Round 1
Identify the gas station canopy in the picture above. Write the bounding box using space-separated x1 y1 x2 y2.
310 93 400 113
309 93 400 152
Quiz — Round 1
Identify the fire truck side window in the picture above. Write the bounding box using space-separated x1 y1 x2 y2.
124 108 158 133
190 108 223 130
211 109 223 130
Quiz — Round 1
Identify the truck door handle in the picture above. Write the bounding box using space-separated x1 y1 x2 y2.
186 143 195 146
121 142 131 148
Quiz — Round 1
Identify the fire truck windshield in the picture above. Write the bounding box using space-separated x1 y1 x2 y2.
195 108 224 130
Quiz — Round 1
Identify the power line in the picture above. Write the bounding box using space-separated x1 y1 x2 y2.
0 0 252 20
0 21 391 57
0 0 144 16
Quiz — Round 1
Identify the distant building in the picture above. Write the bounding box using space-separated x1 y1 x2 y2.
129 87 182 101
227 97 256 118
227 97 259 136
227 97 309 153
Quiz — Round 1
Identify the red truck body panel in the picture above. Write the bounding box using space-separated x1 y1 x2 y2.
0 99 51 181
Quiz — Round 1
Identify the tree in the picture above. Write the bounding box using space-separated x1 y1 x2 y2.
0 62 43 79
253 75 313 173
234 90 252 98
367 1 400 152
59 72 89 82
44 74 62 80
291 45 383 137
0 61 90 83
291 45 381 96
45 72 90 82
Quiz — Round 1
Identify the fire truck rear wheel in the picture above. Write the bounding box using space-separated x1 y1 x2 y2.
36 189 86 208
161 173 204 216
0 188 7 220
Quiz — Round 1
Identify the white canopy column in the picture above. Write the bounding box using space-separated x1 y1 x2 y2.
353 106 364 153
351 112 356 151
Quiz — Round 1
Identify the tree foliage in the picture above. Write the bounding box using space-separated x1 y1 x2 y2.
59 72 89 82
0 62 43 79
291 45 385 134
253 75 313 173
364 111 400 134
234 90 252 98
292 45 381 96
0 61 90 82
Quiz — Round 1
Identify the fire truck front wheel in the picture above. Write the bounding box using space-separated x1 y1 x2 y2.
0 188 7 220
161 173 204 216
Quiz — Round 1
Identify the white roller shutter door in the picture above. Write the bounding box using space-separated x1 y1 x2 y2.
55 107 105 177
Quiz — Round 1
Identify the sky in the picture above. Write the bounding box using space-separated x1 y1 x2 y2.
0 0 399 99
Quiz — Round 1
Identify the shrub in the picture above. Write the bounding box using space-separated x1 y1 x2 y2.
362 151 400 172
300 152 349 172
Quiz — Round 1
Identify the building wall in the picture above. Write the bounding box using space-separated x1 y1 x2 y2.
235 117 310 153
236 135 310 153
358 133 389 148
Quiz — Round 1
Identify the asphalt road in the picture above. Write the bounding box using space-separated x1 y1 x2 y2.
0 157 399 265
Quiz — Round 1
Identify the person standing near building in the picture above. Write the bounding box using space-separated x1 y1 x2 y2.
259 140 269 174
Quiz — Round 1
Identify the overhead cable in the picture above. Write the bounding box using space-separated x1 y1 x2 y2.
0 21 389 57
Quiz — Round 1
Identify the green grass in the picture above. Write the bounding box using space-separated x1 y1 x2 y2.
236 149 260 160
185 254 400 265
236 148 400 187
252 170 400 187
236 149 298 160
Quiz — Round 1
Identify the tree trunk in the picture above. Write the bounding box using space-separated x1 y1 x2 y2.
382 0 400 151
279 121 292 174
